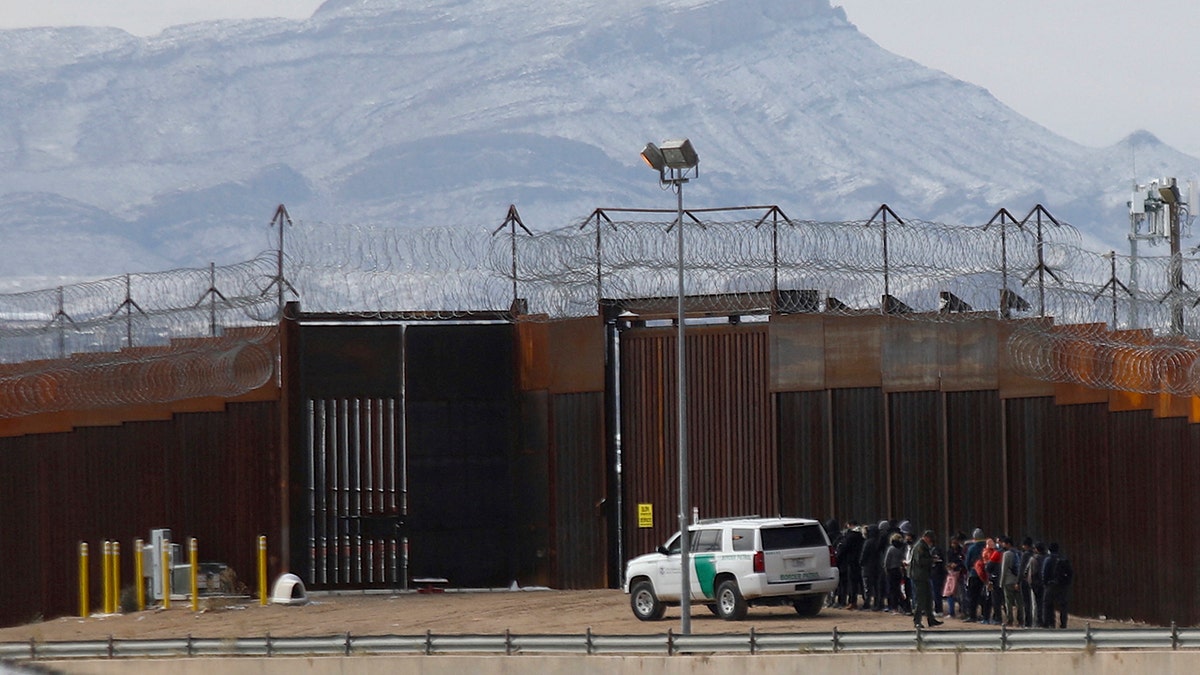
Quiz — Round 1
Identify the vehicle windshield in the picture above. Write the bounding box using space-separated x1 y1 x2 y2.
662 533 681 555
760 524 827 551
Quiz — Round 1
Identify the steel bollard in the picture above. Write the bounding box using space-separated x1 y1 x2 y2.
190 538 199 612
162 538 171 609
111 541 120 614
258 535 268 606
78 542 90 618
134 538 145 611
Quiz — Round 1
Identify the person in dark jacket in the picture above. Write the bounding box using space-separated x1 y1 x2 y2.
836 521 864 608
1017 537 1035 628
825 518 843 607
1027 541 1047 627
874 519 892 610
909 530 942 628
962 527 985 622
930 537 947 617
859 523 883 611
1041 542 1072 628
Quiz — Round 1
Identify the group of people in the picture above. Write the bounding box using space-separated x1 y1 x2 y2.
827 519 1074 629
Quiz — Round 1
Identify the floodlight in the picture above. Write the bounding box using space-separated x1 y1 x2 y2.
641 143 666 172
658 138 699 169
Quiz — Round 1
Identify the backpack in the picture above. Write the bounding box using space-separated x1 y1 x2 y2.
1007 550 1020 578
1042 554 1059 585
1056 556 1073 586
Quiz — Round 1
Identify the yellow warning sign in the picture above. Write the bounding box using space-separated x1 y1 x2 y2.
637 503 653 528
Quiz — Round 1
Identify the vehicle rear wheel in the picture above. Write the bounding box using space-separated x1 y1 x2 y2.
793 595 824 617
629 580 665 621
714 579 748 620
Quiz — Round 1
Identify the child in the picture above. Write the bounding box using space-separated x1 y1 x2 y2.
942 533 964 618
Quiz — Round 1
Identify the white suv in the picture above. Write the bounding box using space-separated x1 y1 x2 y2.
623 516 838 621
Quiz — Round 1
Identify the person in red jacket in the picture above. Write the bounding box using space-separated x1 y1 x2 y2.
973 539 996 624
985 539 1005 624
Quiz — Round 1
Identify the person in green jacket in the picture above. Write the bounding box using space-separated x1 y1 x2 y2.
910 530 943 628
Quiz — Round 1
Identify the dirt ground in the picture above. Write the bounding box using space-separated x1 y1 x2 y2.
0 589 1142 643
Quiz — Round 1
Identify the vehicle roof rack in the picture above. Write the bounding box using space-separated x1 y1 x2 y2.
694 514 762 524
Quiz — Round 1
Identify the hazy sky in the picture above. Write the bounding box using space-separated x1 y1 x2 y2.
837 0 1200 157
1 1 1198 157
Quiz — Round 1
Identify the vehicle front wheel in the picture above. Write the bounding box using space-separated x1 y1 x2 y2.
629 580 665 621
714 579 748 620
793 595 823 617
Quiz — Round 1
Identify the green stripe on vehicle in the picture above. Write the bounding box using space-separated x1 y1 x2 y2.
694 554 717 598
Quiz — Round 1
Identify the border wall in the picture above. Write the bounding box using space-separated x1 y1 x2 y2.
1 308 1198 628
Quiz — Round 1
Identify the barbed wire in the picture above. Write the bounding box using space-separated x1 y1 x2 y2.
0 326 278 418
0 256 281 417
8 207 1200 413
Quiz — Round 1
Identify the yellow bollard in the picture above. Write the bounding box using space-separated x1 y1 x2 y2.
134 538 145 611
79 542 90 618
189 538 199 612
161 538 171 609
111 541 120 614
258 535 268 606
101 541 112 614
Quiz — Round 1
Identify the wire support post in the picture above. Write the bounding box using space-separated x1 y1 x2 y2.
262 204 299 320
492 205 533 312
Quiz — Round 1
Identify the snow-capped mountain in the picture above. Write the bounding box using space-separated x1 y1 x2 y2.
0 0 1196 290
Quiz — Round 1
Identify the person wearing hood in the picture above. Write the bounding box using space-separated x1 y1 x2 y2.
873 519 892 610
824 517 841 542
884 533 910 614
1041 542 1073 628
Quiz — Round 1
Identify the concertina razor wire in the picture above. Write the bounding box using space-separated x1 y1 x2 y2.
7 207 1200 415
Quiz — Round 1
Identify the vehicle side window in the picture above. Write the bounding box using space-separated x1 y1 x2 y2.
692 528 722 552
731 528 755 552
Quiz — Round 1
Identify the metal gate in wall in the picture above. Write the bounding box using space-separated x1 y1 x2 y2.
294 321 518 590
306 397 405 586
296 324 406 589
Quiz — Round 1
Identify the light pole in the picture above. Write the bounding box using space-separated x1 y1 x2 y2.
641 138 699 634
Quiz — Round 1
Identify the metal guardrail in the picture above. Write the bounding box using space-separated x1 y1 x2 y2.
2 626 1198 661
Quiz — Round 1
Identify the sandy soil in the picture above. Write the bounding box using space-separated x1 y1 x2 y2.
0 590 1137 643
